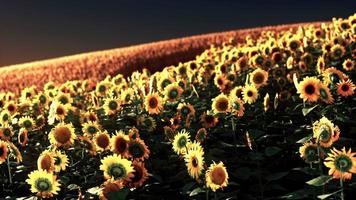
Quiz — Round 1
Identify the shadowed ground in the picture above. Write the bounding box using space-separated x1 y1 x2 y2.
0 22 323 94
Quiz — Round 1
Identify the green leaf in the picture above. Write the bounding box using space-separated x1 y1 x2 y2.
265 146 282 157
106 188 129 200
306 175 332 186
302 105 318 116
189 187 204 196
317 189 341 199
296 135 312 144
266 172 289 182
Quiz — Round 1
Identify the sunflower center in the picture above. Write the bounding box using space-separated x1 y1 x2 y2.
2 114 9 122
98 85 106 92
247 91 253 97
217 78 224 85
109 164 126 179
88 126 98 134
3 128 11 137
181 107 190 116
318 127 332 143
128 142 145 159
115 138 127 153
334 155 352 172
179 66 187 75
40 155 53 171
178 137 187 148
109 101 118 110
333 48 342 57
148 97 158 108
35 178 51 192
233 102 241 110
305 84 315 95
192 157 199 168
169 89 179 99
97 134 110 149
59 96 68 104
56 107 65 115
54 156 62 165
23 120 32 129
211 167 226 185
217 99 228 111
341 84 349 92
289 41 299 50
7 104 15 112
54 127 71 144
39 95 47 104
253 73 264 84
304 146 318 162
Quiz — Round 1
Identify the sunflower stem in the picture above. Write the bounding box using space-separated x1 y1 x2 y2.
230 117 238 153
205 187 209 200
340 178 344 200
7 156 12 184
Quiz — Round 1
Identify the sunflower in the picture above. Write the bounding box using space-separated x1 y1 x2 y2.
126 160 149 188
82 121 101 138
37 150 55 172
299 142 320 163
296 76 321 102
19 116 35 131
250 68 268 88
7 141 23 163
144 93 163 115
172 130 191 155
336 79 355 97
185 148 205 180
54 102 69 121
157 74 175 92
205 162 229 192
313 117 340 148
330 44 345 59
164 82 183 102
4 101 17 116
94 131 111 152
78 135 97 156
319 83 334 104
18 128 29 146
100 154 134 181
231 96 244 117
163 126 176 142
96 80 112 97
0 110 12 125
0 124 14 141
212 93 231 114
287 37 301 51
195 128 208 143
26 169 61 198
128 138 150 161
81 111 98 123
342 59 354 71
120 88 135 104
242 84 259 104
177 103 196 118
214 74 228 90
316 56 325 74
322 67 347 86
36 92 50 108
103 96 120 116
111 130 130 157
48 122 76 148
0 140 9 164
53 150 69 172
324 147 356 180
56 92 72 105
99 180 124 200
200 112 218 129
128 127 140 140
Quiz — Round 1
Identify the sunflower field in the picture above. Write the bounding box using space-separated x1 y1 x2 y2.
0 14 356 200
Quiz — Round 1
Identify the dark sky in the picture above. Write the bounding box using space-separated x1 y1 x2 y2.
0 0 355 66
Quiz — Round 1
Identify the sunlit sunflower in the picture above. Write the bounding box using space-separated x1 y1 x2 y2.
313 117 340 148
212 93 231 114
185 149 205 180
53 102 69 121
177 103 196 118
195 128 208 143
287 37 301 51
342 59 354 71
319 83 334 104
324 147 356 180
128 127 140 140
82 121 101 138
4 101 17 116
81 111 98 123
164 82 184 102
100 154 134 181
205 162 229 192
96 80 112 97
36 92 50 108
316 56 326 74
19 116 35 131
37 150 55 172
99 180 124 200
322 67 347 86
214 74 228 90
250 68 268 88
0 124 14 141
111 130 130 157
26 169 61 198
157 74 175 92
18 128 29 146
103 96 120 116
120 88 135 104
263 93 270 112
296 76 321 102
53 150 69 173
78 135 97 156
56 92 72 105
94 131 111 152
336 79 355 97
126 160 149 188
0 110 12 125
330 44 345 59
231 96 244 117
242 84 259 104
128 138 150 161
48 122 76 148
200 112 218 129
186 141 204 153
172 130 191 155
0 140 9 164
144 93 163 115
299 142 320 163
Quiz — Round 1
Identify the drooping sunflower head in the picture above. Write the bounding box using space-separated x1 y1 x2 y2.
330 44 345 59
26 169 61 198
53 150 69 173
313 117 340 148
249 68 268 88
126 160 149 188
200 112 218 129
319 83 334 104
82 121 101 138
205 162 229 192
37 150 55 173
185 149 205 180
144 93 163 115
0 140 9 164
212 93 231 114
172 130 191 155
99 180 124 200
195 128 208 143
324 147 356 180
18 128 29 147
49 122 76 148
296 76 321 102
177 103 196 118
111 130 130 157
127 138 150 161
242 84 259 104
0 124 14 141
100 154 134 181
336 79 355 97
7 141 23 163
231 96 245 117
164 82 184 102
19 116 35 131
322 67 348 86
214 74 228 90
103 96 120 116
299 142 320 163
94 131 111 152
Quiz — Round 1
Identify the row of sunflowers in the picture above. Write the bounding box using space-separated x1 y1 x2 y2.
0 14 355 199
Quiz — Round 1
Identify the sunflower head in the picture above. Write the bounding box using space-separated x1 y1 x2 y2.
177 103 195 118
99 180 124 200
313 117 340 148
128 138 150 161
49 122 76 148
111 130 130 157
299 142 320 163
82 121 101 138
103 97 120 116
342 59 354 71
195 128 208 143
100 154 134 181
144 93 163 115
205 162 229 192
164 83 184 102
296 76 321 102
212 93 231 114
26 169 61 198
250 68 268 88
324 147 356 180
0 124 14 141
200 112 218 129
126 160 149 188
18 128 29 147
53 150 69 172
19 116 35 131
336 79 355 97
319 83 334 104
172 130 191 155
231 96 245 117
37 150 55 172
185 148 205 180
242 84 259 104
0 140 9 164
94 131 111 152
